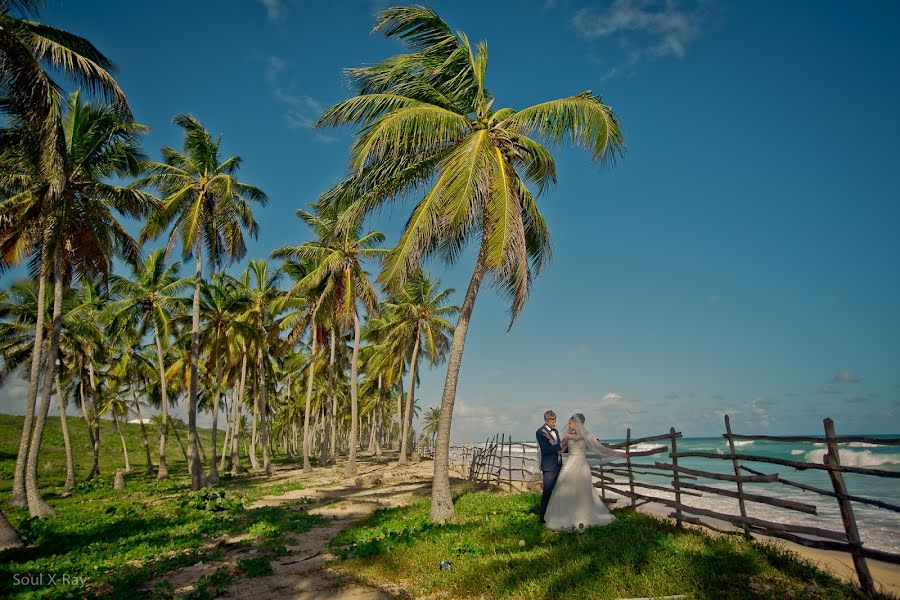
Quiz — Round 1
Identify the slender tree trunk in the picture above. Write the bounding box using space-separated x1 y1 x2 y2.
258 347 272 475
113 410 131 473
301 312 319 472
132 388 154 475
395 382 402 451
78 377 98 479
55 374 76 489
25 257 65 517
188 247 206 490
208 353 222 485
399 337 420 465
12 263 47 507
430 257 487 524
153 327 170 479
0 509 22 550
170 417 189 462
231 352 248 473
345 311 362 477
249 360 261 471
324 330 336 465
219 395 231 471
87 362 101 477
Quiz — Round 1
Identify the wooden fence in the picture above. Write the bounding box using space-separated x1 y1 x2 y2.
448 416 899 598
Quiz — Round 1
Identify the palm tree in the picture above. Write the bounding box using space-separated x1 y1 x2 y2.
107 249 188 479
317 6 624 522
138 115 266 490
422 406 440 446
382 270 456 464
1 1 129 511
273 205 384 477
4 92 151 516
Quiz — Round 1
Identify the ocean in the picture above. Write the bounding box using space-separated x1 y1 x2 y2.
459 435 900 553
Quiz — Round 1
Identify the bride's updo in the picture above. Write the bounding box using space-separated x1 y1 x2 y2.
572 413 585 424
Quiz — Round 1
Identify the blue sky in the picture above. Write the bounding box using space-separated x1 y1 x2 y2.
1 0 898 440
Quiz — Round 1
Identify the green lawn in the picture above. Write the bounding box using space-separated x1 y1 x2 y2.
330 491 886 600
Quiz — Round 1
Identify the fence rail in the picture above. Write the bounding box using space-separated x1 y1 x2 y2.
448 416 900 599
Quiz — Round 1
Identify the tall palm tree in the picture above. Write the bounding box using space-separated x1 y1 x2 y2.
317 6 624 522
1 1 130 513
273 205 384 477
138 114 266 490
107 249 188 479
383 270 456 464
422 406 440 446
4 92 151 516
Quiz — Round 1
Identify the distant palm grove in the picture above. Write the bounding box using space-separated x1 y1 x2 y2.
0 0 623 548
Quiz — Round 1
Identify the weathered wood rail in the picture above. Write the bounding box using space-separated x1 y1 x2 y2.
448 416 899 598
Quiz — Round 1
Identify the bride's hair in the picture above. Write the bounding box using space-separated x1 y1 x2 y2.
568 413 622 461
572 413 585 424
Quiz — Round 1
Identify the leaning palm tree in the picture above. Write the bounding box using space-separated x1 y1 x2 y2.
382 270 456 464
106 249 188 479
421 406 440 446
273 204 384 477
316 6 624 522
3 92 151 516
138 115 266 490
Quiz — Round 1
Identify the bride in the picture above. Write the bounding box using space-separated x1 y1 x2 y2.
543 413 623 531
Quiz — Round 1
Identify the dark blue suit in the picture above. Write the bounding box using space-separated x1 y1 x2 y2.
536 425 562 523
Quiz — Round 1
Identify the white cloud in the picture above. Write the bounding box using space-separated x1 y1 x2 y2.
264 56 337 143
831 371 862 384
258 0 288 22
573 0 711 78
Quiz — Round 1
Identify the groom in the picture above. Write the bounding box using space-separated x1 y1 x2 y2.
536 410 562 524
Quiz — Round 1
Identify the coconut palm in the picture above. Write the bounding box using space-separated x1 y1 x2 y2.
317 5 624 522
273 204 384 477
138 114 266 490
107 249 188 478
422 406 440 446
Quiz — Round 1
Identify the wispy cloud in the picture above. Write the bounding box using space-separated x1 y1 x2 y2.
566 345 591 359
818 384 842 395
573 0 712 79
258 0 288 22
663 393 680 400
831 371 862 384
264 56 336 143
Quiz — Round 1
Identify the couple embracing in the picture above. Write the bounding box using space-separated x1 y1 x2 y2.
536 410 624 531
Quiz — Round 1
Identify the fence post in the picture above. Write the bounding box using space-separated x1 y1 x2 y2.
670 427 682 528
497 433 505 486
626 428 635 508
507 434 513 492
725 415 752 538
824 418 875 598
599 463 607 502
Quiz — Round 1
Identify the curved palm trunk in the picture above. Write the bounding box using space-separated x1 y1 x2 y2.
0 508 22 550
208 354 222 484
248 363 261 471
25 258 65 517
219 395 231 471
78 376 98 479
258 347 272 475
302 325 318 473
87 362 101 477
12 266 47 507
54 374 76 489
345 311 362 477
131 386 154 475
188 247 206 490
113 410 131 472
153 327 171 479
430 257 487 524
231 351 248 473
399 339 420 465
170 417 189 462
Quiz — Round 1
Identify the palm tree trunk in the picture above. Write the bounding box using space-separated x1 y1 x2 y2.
430 256 488 524
170 417 189 462
131 387 154 475
219 395 231 471
113 410 131 473
395 382 403 451
325 329 337 465
153 327 170 479
302 321 317 473
399 337 420 465
249 360 261 471
346 311 362 477
87 362 101 476
0 509 22 550
188 247 206 490
25 256 65 517
208 354 222 484
12 262 47 507
231 352 248 473
55 374 76 489
258 347 272 475
78 376 98 479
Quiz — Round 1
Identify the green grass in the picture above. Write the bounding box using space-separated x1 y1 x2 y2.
330 491 885 600
0 414 325 598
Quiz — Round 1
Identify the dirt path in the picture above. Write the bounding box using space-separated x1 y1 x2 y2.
150 457 437 599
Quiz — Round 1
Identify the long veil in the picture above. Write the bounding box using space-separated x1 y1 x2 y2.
571 415 623 465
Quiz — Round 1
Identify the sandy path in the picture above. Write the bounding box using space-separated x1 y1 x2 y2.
151 457 437 599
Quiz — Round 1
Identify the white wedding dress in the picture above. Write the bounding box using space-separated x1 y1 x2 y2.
543 435 616 531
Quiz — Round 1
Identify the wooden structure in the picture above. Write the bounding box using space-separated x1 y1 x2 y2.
448 417 899 598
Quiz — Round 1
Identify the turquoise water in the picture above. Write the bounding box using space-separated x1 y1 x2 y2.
470 435 900 553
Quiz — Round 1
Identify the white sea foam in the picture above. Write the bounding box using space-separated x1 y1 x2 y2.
790 449 805 456
732 440 754 448
803 449 900 467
